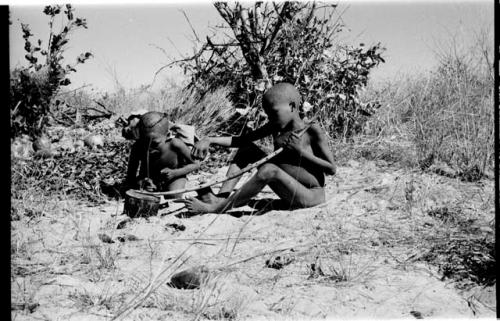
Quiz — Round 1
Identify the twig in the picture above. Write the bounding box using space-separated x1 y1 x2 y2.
221 242 314 269
82 114 112 120
149 43 209 87
54 84 90 96
92 100 115 115
180 9 200 42
12 101 22 115
112 212 225 320
49 109 76 125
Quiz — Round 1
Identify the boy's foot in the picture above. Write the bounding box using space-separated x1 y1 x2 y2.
196 188 229 205
197 192 220 204
181 198 218 214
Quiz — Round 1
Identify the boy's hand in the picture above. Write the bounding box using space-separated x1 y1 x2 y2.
284 132 302 154
139 178 157 192
160 168 179 181
192 138 210 160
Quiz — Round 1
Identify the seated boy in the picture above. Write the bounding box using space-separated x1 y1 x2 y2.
125 111 200 198
183 82 336 213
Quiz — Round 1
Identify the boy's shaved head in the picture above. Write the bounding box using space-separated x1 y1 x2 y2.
262 82 301 109
139 111 170 137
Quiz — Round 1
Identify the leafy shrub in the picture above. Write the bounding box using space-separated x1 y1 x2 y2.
10 4 92 139
176 2 385 139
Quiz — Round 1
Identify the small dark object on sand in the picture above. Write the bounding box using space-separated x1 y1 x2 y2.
117 234 140 242
165 223 186 232
116 218 132 229
98 233 114 244
308 262 325 279
410 310 423 319
265 253 295 269
167 265 210 290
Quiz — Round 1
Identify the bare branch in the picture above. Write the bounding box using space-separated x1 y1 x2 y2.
149 42 210 87
148 43 171 60
261 2 291 55
179 9 200 42
254 2 262 37
166 36 185 58
54 84 91 97
214 2 235 28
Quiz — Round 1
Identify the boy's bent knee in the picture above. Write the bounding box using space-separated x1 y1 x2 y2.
256 163 281 182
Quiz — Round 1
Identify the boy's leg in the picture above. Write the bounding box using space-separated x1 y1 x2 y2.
184 163 325 213
162 177 187 199
197 144 267 202
218 143 267 195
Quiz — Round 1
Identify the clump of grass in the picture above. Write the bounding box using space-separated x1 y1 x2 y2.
411 188 496 289
193 274 250 321
308 210 381 285
78 232 119 271
69 282 126 313
420 234 495 289
360 30 493 179
11 277 40 314
410 58 493 180
64 84 235 137
310 243 380 285
165 86 234 137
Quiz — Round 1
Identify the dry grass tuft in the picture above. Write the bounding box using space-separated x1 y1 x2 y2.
358 37 494 180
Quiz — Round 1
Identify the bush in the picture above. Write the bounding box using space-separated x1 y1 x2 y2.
361 48 493 179
176 2 385 139
10 4 92 139
410 57 493 178
11 87 235 204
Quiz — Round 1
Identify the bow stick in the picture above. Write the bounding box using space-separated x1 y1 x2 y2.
133 117 317 197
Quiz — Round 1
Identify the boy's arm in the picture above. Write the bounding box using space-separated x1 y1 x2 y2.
161 138 201 180
125 142 141 185
286 124 336 175
192 123 274 160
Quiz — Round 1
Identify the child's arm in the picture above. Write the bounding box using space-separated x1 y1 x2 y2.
125 142 141 186
192 123 274 159
285 124 336 175
160 138 200 181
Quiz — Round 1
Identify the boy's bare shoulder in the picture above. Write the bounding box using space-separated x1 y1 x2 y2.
307 123 327 139
169 137 189 150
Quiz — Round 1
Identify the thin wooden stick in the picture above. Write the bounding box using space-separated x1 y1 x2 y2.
220 242 315 269
133 118 317 197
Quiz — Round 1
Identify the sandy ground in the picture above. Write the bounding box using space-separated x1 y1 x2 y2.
11 160 496 320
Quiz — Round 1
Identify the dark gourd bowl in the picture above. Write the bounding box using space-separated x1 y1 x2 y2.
124 190 161 218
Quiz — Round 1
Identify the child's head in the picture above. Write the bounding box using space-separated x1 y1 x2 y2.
122 109 148 140
138 112 171 153
262 83 301 129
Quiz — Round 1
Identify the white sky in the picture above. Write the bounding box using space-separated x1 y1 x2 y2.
8 0 493 92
